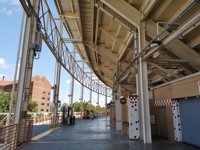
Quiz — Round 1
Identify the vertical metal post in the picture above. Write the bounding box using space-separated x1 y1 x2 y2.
97 79 100 117
134 33 139 95
105 86 107 115
6 11 25 126
137 26 152 143
89 72 92 118
80 62 84 119
115 83 122 131
14 0 40 144
69 49 75 117
105 86 108 124
53 19 63 127
115 62 122 131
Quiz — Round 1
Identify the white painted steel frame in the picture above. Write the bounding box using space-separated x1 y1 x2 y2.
19 0 111 97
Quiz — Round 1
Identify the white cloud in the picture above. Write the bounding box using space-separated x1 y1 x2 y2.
0 0 20 6
0 58 9 68
0 0 21 15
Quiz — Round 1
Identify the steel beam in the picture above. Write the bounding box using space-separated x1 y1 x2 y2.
14 0 39 144
21 0 110 97
80 62 84 119
115 83 122 131
89 72 93 118
118 33 134 61
100 0 141 28
7 12 25 126
97 80 100 117
140 0 158 19
137 26 152 143
144 12 200 65
53 20 63 127
148 61 179 79
69 50 75 117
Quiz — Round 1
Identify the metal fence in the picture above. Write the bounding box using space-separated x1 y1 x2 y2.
0 124 18 150
24 120 33 142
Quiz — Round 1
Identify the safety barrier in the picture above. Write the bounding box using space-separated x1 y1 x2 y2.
0 124 18 150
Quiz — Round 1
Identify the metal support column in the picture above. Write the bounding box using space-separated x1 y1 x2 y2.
97 79 100 117
89 72 92 118
137 26 152 143
80 62 84 119
69 50 75 118
53 19 63 127
7 12 25 126
14 0 40 144
105 86 107 115
115 83 122 131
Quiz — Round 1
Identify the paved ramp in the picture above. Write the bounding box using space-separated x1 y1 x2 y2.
19 117 199 150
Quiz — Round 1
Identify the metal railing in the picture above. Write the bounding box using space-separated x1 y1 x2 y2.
27 112 52 125
0 112 54 126
0 124 18 150
23 120 33 142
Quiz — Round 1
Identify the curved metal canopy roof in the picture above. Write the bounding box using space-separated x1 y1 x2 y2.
54 0 200 96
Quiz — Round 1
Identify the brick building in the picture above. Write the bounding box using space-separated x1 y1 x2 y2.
0 75 51 112
30 75 51 112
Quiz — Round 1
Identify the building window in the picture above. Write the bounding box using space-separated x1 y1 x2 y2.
46 109 49 112
48 98 50 101
48 92 50 95
42 91 46 94
42 97 45 100
41 109 44 111
41 103 45 105
47 103 49 106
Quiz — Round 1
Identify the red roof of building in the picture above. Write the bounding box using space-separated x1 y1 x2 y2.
0 80 14 86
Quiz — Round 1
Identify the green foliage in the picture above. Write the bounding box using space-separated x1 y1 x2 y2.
28 100 38 112
0 92 16 112
0 92 38 112
73 101 106 113
73 101 81 111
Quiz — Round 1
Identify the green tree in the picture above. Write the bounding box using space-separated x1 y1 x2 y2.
73 101 80 111
0 92 38 112
28 100 38 112
72 101 105 113
0 92 14 112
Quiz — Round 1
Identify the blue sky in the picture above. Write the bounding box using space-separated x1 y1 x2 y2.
0 0 109 107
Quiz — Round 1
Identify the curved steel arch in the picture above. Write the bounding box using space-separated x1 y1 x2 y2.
20 0 112 97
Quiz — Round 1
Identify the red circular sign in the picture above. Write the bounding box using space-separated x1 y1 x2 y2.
120 98 126 105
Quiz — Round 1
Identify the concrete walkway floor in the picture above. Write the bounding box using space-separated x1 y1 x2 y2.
20 117 199 150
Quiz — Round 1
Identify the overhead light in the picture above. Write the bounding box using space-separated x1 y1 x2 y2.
153 51 160 58
150 40 162 48
150 43 159 48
